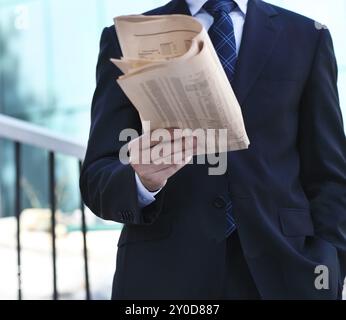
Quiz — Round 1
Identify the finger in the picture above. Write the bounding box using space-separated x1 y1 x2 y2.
134 163 176 175
128 131 159 152
152 148 194 165
152 162 188 180
131 128 192 152
150 137 197 163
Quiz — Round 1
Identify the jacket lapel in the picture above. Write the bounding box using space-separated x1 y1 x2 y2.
232 0 282 105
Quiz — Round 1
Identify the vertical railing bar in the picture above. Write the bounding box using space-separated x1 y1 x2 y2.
79 161 91 300
15 142 22 300
49 151 58 300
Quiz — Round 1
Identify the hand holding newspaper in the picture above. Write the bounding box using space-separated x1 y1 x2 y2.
111 14 250 154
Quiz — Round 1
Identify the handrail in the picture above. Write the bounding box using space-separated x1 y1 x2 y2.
0 114 86 160
0 113 91 299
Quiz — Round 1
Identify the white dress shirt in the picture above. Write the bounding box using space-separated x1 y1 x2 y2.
136 0 248 208
187 0 248 55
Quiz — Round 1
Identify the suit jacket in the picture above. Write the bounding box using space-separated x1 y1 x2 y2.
80 0 346 299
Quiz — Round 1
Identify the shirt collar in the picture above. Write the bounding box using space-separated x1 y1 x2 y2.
185 0 248 16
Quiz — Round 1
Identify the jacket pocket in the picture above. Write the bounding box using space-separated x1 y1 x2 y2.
117 213 172 247
279 208 314 237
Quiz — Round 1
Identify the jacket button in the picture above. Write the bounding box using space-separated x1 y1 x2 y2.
213 196 227 209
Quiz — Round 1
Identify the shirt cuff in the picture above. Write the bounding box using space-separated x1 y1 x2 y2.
135 173 161 208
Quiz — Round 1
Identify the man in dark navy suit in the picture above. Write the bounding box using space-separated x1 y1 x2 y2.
80 0 346 299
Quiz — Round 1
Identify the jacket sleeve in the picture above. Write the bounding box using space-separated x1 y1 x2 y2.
298 28 346 278
80 27 165 225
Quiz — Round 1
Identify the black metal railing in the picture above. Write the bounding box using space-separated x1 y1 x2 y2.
15 142 22 300
13 144 90 300
1 114 89 300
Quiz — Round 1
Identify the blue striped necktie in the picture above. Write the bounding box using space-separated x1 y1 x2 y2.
203 0 238 82
204 0 238 237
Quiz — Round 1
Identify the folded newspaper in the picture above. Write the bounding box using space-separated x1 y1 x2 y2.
111 14 250 153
